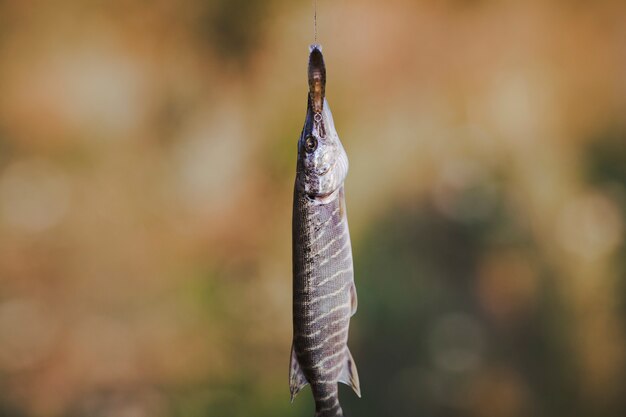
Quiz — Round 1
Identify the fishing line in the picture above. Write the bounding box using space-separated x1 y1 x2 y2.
314 0 317 43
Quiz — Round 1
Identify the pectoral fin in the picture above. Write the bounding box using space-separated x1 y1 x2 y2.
289 344 309 402
338 347 361 397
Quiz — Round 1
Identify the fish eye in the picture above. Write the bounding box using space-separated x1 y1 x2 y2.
304 136 318 153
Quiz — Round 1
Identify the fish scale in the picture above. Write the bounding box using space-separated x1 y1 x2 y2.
290 45 360 417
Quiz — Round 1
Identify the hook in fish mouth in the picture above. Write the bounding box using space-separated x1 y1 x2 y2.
308 44 326 115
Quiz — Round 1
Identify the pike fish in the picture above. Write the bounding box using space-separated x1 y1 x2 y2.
290 44 361 417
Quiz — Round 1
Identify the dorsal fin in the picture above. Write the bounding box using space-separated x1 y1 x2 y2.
338 348 361 398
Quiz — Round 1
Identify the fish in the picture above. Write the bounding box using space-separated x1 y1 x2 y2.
290 44 361 417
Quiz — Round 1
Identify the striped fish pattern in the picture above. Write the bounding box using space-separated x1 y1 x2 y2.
290 45 361 417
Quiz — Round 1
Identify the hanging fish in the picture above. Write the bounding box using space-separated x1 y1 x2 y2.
290 44 361 417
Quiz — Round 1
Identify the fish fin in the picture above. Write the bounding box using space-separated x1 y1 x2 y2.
338 347 361 398
350 282 358 316
289 343 309 402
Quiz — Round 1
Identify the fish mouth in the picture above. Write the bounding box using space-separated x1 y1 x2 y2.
308 44 326 115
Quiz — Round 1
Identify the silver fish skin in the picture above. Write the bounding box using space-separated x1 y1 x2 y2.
290 45 360 417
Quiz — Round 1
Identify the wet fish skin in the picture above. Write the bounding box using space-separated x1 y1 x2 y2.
290 45 360 417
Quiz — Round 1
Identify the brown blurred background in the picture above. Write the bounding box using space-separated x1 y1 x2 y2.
0 0 625 416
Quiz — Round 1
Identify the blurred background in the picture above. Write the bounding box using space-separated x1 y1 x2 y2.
0 0 625 416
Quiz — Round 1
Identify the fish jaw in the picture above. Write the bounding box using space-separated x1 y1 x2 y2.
296 99 349 200
308 44 326 115
297 45 347 199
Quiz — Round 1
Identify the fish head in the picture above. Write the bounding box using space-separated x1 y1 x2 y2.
296 97 349 198
296 45 349 199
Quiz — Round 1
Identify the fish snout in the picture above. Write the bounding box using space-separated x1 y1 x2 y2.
308 45 326 114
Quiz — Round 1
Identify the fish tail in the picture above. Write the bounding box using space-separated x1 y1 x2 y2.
313 385 343 417
315 406 343 417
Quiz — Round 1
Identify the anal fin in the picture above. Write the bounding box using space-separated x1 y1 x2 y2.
289 343 309 402
338 347 361 398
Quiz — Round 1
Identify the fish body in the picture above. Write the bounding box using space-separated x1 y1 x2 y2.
290 45 360 417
